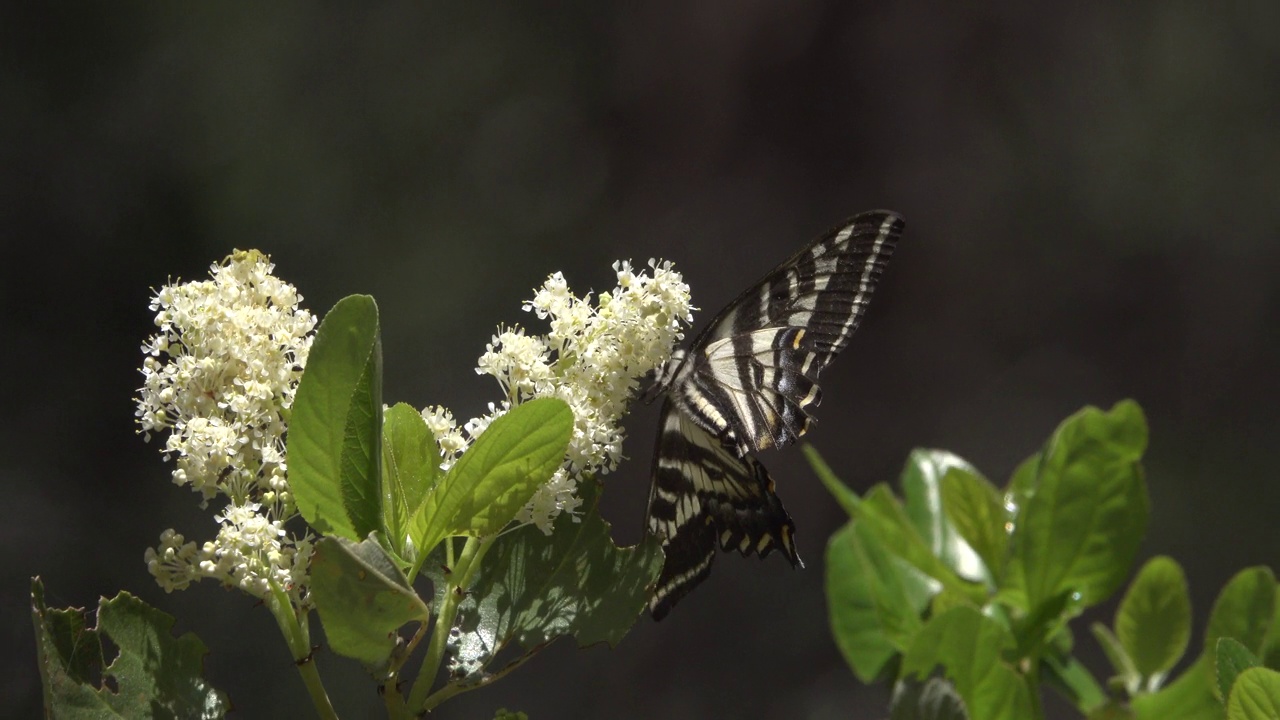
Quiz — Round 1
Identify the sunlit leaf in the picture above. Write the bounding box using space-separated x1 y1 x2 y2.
1014 400 1148 613
290 295 383 540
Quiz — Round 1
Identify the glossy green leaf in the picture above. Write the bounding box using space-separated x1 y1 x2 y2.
31 578 229 719
1206 567 1277 658
902 449 987 584
381 403 442 559
425 481 662 680
1117 556 1191 682
289 295 383 540
804 444 861 518
1227 667 1280 720
890 677 969 720
827 518 935 681
411 398 572 565
1014 400 1149 613
902 606 1034 720
1219 638 1262 704
310 536 430 666
859 484 975 600
939 464 1007 585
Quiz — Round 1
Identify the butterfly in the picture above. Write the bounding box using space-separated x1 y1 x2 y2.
644 210 904 619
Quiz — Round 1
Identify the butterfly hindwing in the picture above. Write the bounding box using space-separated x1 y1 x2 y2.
646 400 800 620
645 210 903 619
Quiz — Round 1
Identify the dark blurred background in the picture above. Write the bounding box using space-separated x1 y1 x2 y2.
4 2 1279 718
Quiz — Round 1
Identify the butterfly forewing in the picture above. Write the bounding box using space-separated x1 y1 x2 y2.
645 210 904 619
682 210 903 455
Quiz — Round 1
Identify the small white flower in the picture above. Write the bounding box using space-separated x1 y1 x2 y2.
138 250 316 608
461 259 694 533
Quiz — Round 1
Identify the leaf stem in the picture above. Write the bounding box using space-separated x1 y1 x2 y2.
406 534 496 712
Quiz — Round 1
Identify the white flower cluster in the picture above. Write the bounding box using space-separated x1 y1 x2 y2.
137 250 317 606
426 259 694 533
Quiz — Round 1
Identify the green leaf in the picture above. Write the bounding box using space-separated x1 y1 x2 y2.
1087 703 1137 720
826 519 935 681
1130 657 1220 720
901 450 988 584
804 444 861 517
901 606 1034 720
1043 651 1107 714
1227 667 1280 720
939 465 1007 586
289 295 383 540
1219 638 1262 704
996 453 1041 611
859 485 976 601
410 398 573 564
1206 567 1277 657
428 480 662 680
310 536 430 666
31 577 229 718
1014 400 1149 613
1092 622 1140 692
890 677 970 720
381 403 443 560
1116 556 1191 683
1261 590 1280 669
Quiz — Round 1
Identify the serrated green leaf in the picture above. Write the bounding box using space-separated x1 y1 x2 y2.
382 403 443 560
1015 400 1149 614
311 536 430 666
31 578 230 719
827 519 935 681
1227 667 1280 720
289 295 383 540
901 606 1034 720
901 450 988 584
938 464 1006 586
1206 567 1277 658
1219 638 1262 704
804 444 861 517
1117 556 1191 683
890 677 970 720
410 398 572 565
426 480 662 680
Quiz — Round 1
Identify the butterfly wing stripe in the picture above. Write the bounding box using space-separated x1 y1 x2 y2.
678 211 901 455
646 400 801 619
645 210 903 619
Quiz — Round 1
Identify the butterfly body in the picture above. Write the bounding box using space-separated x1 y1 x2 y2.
646 210 904 620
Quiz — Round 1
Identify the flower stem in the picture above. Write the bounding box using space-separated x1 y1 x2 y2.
405 535 495 712
268 584 338 720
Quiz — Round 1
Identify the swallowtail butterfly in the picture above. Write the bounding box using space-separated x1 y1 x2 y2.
644 210 904 619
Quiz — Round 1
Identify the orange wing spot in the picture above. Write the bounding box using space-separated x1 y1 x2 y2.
792 328 806 349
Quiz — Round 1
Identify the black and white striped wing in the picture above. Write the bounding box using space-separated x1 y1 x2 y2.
645 210 903 618
646 399 800 620
671 211 903 456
